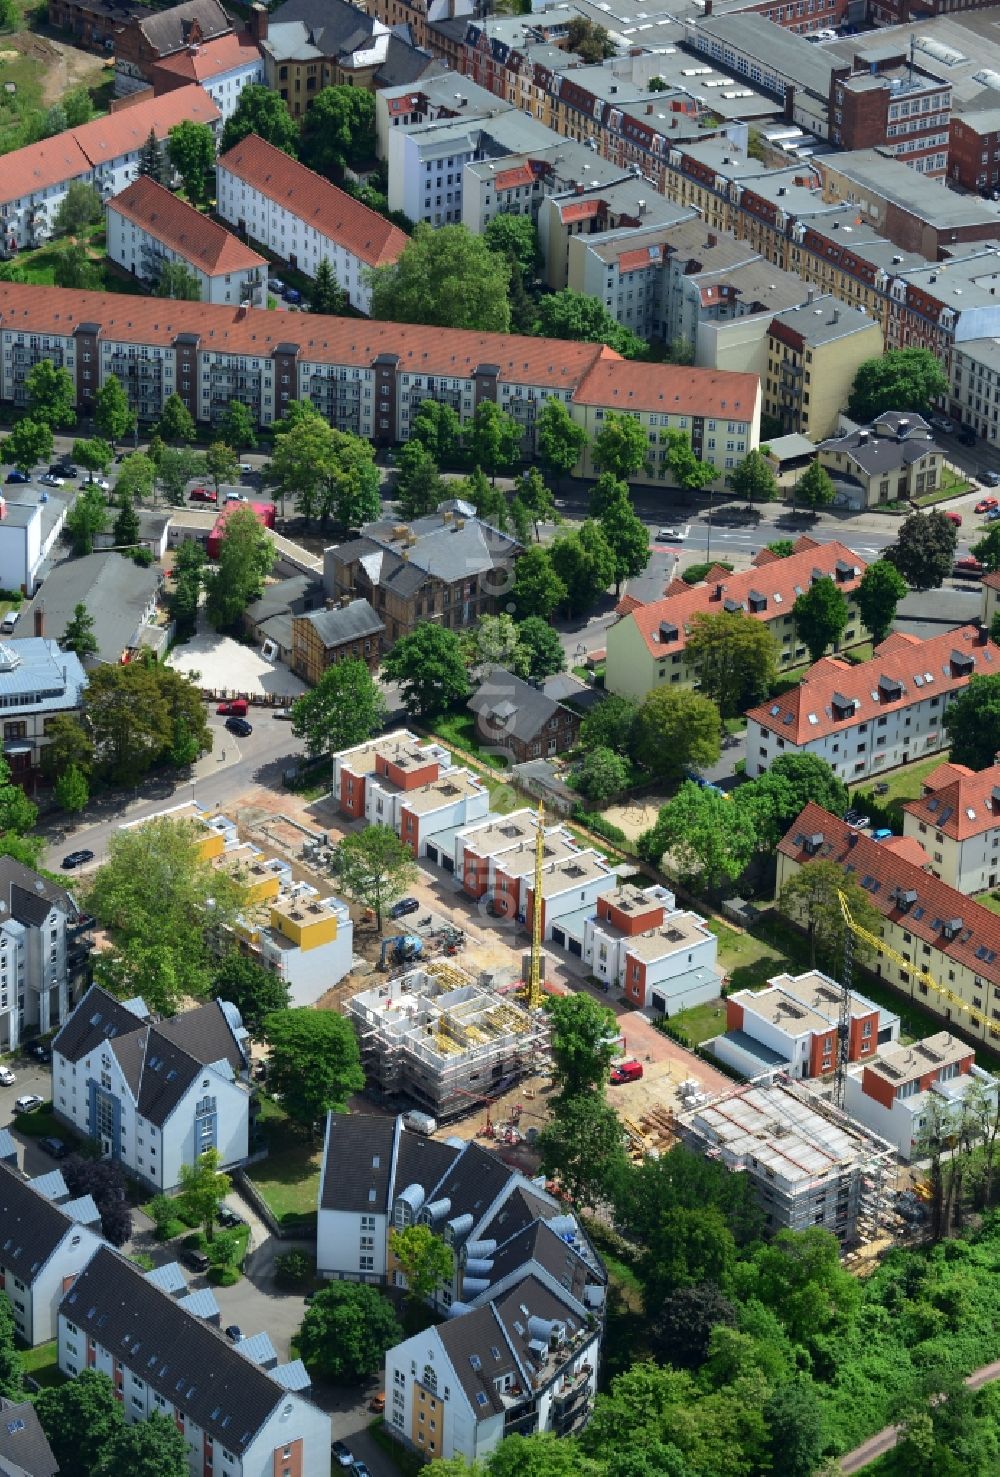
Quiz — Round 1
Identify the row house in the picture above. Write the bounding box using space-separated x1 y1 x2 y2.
333 731 452 825
0 87 220 254
902 760 1000 895
845 1031 995 1160
746 624 1000 781
777 802 1000 1047
60 1247 332 1477
606 535 866 702
582 882 720 1012
0 1160 103 1346
763 295 882 440
0 855 91 1056
454 809 584 911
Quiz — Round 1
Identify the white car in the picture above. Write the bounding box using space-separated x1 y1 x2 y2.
82 477 110 492
39 474 65 487
225 491 248 503
656 525 690 542
0 1066 14 1086
239 463 254 475
13 1093 42 1114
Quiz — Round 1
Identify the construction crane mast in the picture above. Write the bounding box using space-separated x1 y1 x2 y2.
527 799 545 1010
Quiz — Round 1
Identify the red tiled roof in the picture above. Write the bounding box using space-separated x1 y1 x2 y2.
573 358 758 419
984 570 1000 593
881 835 932 867
151 30 261 83
217 134 407 268
0 134 91 206
559 199 601 223
902 760 1000 841
615 594 642 616
494 163 535 191
108 177 266 276
621 540 866 661
618 246 662 273
747 624 998 745
778 802 1000 989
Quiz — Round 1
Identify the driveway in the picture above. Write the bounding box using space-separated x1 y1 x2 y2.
168 617 308 701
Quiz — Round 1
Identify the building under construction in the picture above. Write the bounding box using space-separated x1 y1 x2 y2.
348 961 549 1122
675 1075 896 1245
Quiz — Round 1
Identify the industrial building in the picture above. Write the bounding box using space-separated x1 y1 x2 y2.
675 1077 895 1243
348 962 548 1121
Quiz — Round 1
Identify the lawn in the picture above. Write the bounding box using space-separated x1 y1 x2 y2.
14 1101 63 1139
975 891 1000 917
915 470 970 507
666 997 729 1046
245 1095 321 1233
707 918 785 988
851 751 950 826
432 712 510 772
19 1339 66 1390
0 52 44 157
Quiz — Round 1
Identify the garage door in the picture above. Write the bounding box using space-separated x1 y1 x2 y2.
426 844 438 865
442 855 454 873
551 926 566 948
568 938 582 958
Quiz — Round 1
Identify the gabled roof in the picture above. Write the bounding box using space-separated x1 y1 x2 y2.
320 1113 397 1215
572 358 758 419
72 87 220 167
0 1161 92 1287
469 668 575 745
902 759 1000 841
20 552 160 666
151 28 261 82
779 802 1000 987
747 624 997 744
0 1397 58 1477
137 0 230 56
108 177 266 277
295 598 384 649
0 857 78 926
53 984 148 1063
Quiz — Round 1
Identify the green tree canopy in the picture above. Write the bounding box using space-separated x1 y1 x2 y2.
383 623 470 720
177 1148 231 1243
512 545 567 620
370 224 511 332
729 448 777 505
546 990 619 1099
847 347 950 423
856 557 908 643
793 459 836 511
638 782 757 890
792 575 850 663
93 1410 188 1477
517 616 565 679
65 485 108 555
971 522 1000 573
632 687 721 784
115 450 155 506
566 14 615 59
291 656 386 758
52 244 99 290
219 400 256 451
394 440 445 520
666 429 716 499
538 1092 629 1207
306 258 345 316
55 762 89 814
156 391 196 446
410 398 463 467
598 483 650 594
579 694 638 754
484 212 541 281
686 610 778 718
549 521 616 616
943 673 1000 770
886 508 958 591
389 1223 454 1301
333 823 418 932
575 746 630 805
138 127 167 183
156 446 203 506
778 859 881 969
167 120 216 204
299 85 376 177
738 752 847 850
53 180 102 237
36 1371 124 1477
0 754 36 838
73 436 113 480
263 1008 365 1140
537 397 587 489
203 441 238 498
94 375 136 447
25 358 76 429
593 411 650 479
220 85 298 155
204 505 274 629
211 951 290 1040
514 467 559 542
465 400 522 480
154 260 201 300
533 288 645 358
3 416 53 473
112 496 140 549
297 1283 401 1382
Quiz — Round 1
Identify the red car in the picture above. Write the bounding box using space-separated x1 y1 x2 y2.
954 557 983 578
975 497 999 514
217 700 249 716
189 487 218 503
610 1060 644 1086
944 510 963 527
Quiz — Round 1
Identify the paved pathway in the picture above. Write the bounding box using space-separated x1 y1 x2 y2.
836 1359 1000 1473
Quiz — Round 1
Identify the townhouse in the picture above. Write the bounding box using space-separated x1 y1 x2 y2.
763 296 883 441
468 668 581 764
817 411 944 510
582 881 720 1011
0 87 220 254
712 968 900 1080
317 1113 605 1463
777 802 1000 1046
845 1030 995 1160
114 0 232 94
52 984 253 1191
453 808 579 905
0 636 87 787
0 1160 103 1346
0 857 91 1055
901 760 1000 895
606 535 866 702
290 597 384 683
147 23 265 120
333 730 452 825
106 177 267 306
216 135 407 314
59 1247 332 1476
745 624 1000 781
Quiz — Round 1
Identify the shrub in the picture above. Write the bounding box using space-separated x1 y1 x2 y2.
682 561 734 586
275 1249 314 1288
571 807 629 847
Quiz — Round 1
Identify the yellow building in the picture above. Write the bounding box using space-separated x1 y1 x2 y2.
764 297 883 440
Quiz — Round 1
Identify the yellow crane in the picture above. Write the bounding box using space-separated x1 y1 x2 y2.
835 888 990 1107
527 799 545 1010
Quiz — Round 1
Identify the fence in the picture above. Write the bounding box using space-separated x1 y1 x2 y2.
233 1167 315 1242
201 687 296 710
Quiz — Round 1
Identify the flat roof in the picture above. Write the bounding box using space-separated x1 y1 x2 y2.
404 770 485 816
821 150 1000 229
624 911 713 962
865 1030 970 1086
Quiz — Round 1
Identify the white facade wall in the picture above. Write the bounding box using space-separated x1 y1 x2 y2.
2 1223 101 1346
844 1065 998 1160
0 504 41 595
200 59 264 122
388 127 474 225
105 205 264 306
412 791 490 857
636 926 720 1010
746 689 956 780
902 811 1000 894
538 872 614 942
385 1332 502 1463
258 906 355 1008
733 1005 813 1075
316 1205 389 1283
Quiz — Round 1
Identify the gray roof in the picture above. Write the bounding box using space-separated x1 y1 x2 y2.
691 14 837 98
320 1113 397 1215
61 1248 296 1454
0 856 78 926
0 638 86 721
137 0 230 56
822 149 1000 229
766 433 816 462
770 295 878 347
0 1398 58 1477
296 598 383 649
53 984 148 1062
469 668 575 745
22 553 160 666
819 422 941 475
0 1161 87 1288
0 1128 16 1168
351 506 522 586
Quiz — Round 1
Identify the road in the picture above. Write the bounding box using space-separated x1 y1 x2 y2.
836 1358 1000 1473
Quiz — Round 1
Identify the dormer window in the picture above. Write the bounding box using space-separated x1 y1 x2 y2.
658 620 678 644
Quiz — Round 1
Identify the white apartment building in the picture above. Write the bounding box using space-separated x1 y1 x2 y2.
582 882 721 1011
844 1031 995 1160
745 625 999 781
149 31 264 122
902 760 1000 894
333 732 454 826
0 856 90 1056
52 985 252 1192
0 1161 103 1345
107 177 266 306
0 88 220 253
59 1247 331 1477
386 111 556 228
215 134 407 313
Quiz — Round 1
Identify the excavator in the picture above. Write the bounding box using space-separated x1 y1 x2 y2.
379 934 423 970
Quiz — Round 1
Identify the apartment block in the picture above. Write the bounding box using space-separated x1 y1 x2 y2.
764 296 883 440
817 412 944 510
713 969 900 1081
0 857 91 1055
902 760 1000 894
0 1160 103 1345
147 27 264 120
453 809 581 905
59 1247 332 1477
582 882 720 1011
216 134 407 313
332 730 453 825
844 1031 993 1159
777 802 1000 1047
949 102 1000 194
606 535 866 702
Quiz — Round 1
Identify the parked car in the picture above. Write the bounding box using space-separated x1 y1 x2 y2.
273 708 295 720
987 507 1000 522
872 828 893 841
975 497 998 514
225 491 248 503
225 716 253 737
182 1249 210 1273
0 1066 15 1086
239 463 254 475
225 1325 242 1343
982 469 1000 488
39 474 65 487
38 1136 68 1159
389 897 420 920
25 1041 52 1063
13 1094 43 1114
81 477 110 492
283 287 301 304
610 1060 644 1085
189 487 218 503
61 848 95 870
217 1205 244 1228
332 1442 354 1469
959 427 977 446
353 1464 373 1477
5 471 29 484
930 415 955 435
217 700 249 716
954 557 983 578
268 277 285 293
656 525 690 541
944 510 963 527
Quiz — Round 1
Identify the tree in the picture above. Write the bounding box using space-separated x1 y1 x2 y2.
766 539 795 559
534 288 644 358
321 429 381 530
739 1226 859 1343
60 1155 132 1246
157 446 203 506
972 522 1000 574
463 464 509 529
549 521 616 616
171 537 205 640
115 451 155 507
650 1283 738 1370
138 127 167 184
220 84 298 155
599 484 650 594
793 460 836 512
36 1371 124 1477
847 347 950 423
566 14 615 60
52 244 99 290
483 212 540 282
593 412 651 480
943 673 1000 770
299 85 376 178
886 509 958 591
394 440 445 520
55 763 89 814
741 753 848 849
93 1410 188 1477
154 259 201 300
575 746 630 805
177 1148 231 1243
94 375 136 448
685 610 778 719
61 602 98 661
580 694 637 754
856 558 908 643
268 401 335 518
517 617 565 679
410 399 463 467
383 623 470 720
291 657 387 758
638 783 756 890
547 991 619 1099
204 441 239 496
465 400 522 481
41 713 94 780
53 180 102 238
166 119 216 204
370 223 511 332
25 358 76 429
65 485 108 555
779 860 881 969
632 687 721 784
390 1224 454 1302
157 391 196 446
263 1008 365 1140
514 468 559 542
764 1381 824 1477
792 576 850 664
537 397 587 491
730 448 777 506
297 1283 401 1382
64 86 93 127
204 505 274 629
512 545 566 620
218 400 256 452
307 258 345 315
334 824 418 932
3 416 53 474
539 1093 628 1206
73 437 113 481
666 428 716 499
212 952 290 1040
470 613 523 676
113 495 140 549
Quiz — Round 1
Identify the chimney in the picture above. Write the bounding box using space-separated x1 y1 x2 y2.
33 605 44 638
704 0 712 12
248 2 268 42
575 182 584 195
340 594 353 608
831 308 840 323
706 232 717 247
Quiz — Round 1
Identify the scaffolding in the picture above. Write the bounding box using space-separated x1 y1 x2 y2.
348 963 550 1122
